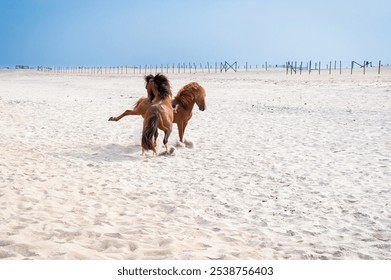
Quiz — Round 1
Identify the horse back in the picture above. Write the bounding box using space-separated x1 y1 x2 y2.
148 99 173 124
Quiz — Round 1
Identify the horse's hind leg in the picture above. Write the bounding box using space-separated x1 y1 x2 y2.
163 127 172 153
108 109 134 121
108 101 146 121
154 130 159 146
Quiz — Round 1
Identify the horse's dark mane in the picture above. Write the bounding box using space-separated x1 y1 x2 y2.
173 82 200 110
153 73 172 100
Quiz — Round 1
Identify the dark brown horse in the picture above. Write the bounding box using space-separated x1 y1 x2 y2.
141 74 173 155
108 79 206 144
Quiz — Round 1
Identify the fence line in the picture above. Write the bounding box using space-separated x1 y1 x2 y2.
285 60 383 75
34 60 386 75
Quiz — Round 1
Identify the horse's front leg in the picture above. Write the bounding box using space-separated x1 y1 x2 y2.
177 121 189 143
178 121 193 148
177 121 185 143
182 121 189 142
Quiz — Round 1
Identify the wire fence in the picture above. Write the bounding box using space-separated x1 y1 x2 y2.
8 60 389 75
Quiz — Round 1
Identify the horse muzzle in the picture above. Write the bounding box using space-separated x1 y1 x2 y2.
199 105 206 111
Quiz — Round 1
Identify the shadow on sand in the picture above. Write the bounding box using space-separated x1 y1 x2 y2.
62 143 141 163
89 144 140 162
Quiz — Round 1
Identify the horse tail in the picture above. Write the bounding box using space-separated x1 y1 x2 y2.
142 107 159 152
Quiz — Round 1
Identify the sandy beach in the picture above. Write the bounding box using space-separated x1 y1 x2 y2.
0 68 390 259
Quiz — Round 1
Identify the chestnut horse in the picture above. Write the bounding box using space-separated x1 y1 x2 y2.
141 74 173 155
108 79 206 144
172 82 206 143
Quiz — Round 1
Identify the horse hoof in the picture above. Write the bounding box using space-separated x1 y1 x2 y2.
175 140 186 148
108 117 113 121
184 140 194 149
169 146 176 155
158 147 176 156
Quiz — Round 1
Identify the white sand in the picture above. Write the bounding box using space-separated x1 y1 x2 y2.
0 68 390 259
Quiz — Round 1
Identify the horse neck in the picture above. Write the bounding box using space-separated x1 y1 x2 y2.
188 100 196 111
175 93 195 112
160 96 172 107
152 88 160 99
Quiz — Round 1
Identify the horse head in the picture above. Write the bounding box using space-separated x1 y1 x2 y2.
144 74 156 102
194 84 206 111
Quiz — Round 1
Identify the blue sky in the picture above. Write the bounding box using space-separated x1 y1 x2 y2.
0 0 390 67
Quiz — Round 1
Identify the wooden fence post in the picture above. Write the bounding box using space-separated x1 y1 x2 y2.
363 60 366 75
378 60 381 74
339 61 341 75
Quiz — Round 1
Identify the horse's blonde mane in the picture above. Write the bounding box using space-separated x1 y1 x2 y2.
173 82 201 109
181 82 201 92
